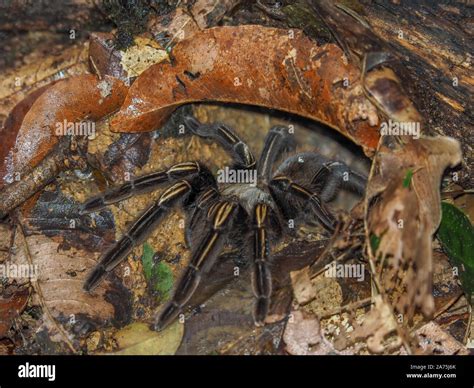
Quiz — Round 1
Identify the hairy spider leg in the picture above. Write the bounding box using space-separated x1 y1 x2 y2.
269 176 337 232
183 115 257 170
311 161 367 202
84 180 194 292
83 163 216 292
155 199 240 330
251 202 277 326
257 125 296 183
80 162 203 214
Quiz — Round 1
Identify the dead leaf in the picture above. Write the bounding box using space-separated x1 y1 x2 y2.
0 288 29 338
283 310 352 355
0 43 89 120
2 74 127 182
405 322 469 355
110 26 380 153
290 266 317 305
368 136 462 320
349 295 401 354
89 33 168 82
112 322 183 355
9 224 131 351
0 83 56 189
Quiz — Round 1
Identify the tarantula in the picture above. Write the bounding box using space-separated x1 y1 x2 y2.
80 116 367 330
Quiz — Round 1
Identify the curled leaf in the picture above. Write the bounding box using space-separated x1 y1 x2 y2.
2 75 127 181
368 136 462 319
111 26 381 153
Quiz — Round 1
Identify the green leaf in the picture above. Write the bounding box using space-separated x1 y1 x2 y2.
370 234 381 254
141 243 174 300
141 242 155 279
437 202 474 303
402 169 413 188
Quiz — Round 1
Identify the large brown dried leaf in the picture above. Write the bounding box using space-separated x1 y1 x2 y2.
1 75 127 184
110 26 381 153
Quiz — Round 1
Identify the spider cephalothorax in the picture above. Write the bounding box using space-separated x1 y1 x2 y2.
80 116 367 330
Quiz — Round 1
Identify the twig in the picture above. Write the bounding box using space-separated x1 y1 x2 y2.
0 137 87 218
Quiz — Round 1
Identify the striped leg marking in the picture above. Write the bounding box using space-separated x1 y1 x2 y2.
80 162 201 214
184 116 256 170
84 180 192 292
252 203 273 326
257 125 296 183
154 200 239 330
312 161 367 202
271 175 336 232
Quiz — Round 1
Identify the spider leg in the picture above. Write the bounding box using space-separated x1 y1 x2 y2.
84 179 198 292
257 125 296 183
183 115 256 170
185 187 221 248
269 175 337 232
80 162 202 214
312 161 367 202
251 203 276 326
154 199 240 330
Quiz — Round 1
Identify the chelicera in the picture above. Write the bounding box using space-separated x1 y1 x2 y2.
80 116 367 330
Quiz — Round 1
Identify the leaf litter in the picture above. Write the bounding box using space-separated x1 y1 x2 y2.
0 4 471 355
